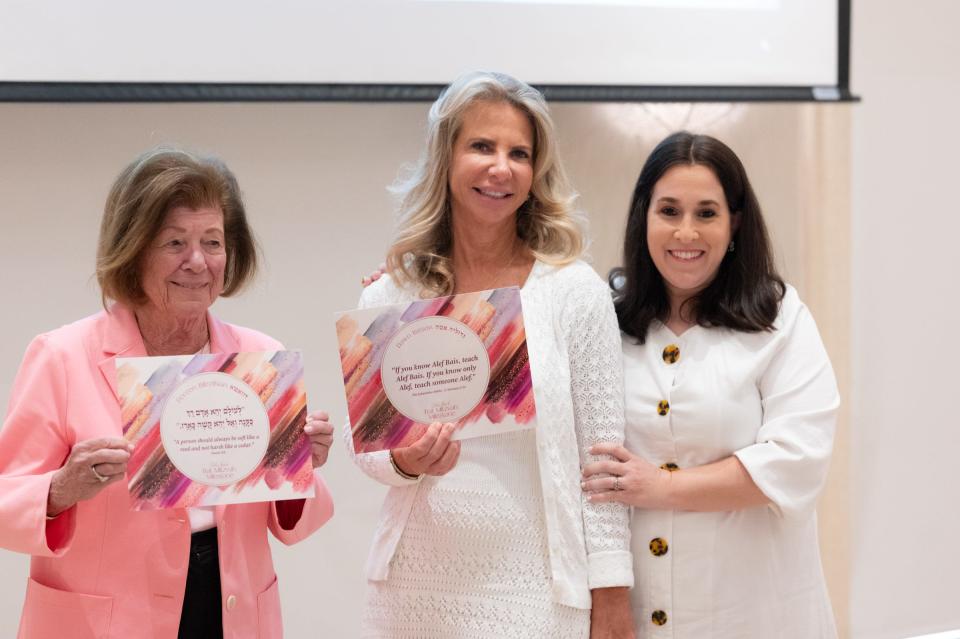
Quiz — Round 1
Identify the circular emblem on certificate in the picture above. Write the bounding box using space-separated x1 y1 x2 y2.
160 372 270 486
380 315 491 424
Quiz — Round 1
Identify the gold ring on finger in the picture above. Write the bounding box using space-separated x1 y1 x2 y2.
91 465 109 483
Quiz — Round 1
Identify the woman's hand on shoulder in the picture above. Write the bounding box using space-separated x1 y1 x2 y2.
360 263 387 288
391 422 461 478
582 443 672 509
304 410 335 468
47 437 134 517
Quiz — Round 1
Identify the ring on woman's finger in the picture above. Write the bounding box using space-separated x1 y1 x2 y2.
91 465 109 483
613 476 623 491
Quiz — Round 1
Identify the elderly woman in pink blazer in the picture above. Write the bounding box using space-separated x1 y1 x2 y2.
0 148 335 639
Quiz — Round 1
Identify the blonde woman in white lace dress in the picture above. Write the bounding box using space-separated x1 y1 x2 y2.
348 71 635 639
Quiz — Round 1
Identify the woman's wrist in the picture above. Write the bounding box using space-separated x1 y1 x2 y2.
654 467 675 510
46 471 69 518
591 585 631 600
389 449 421 480
590 587 635 636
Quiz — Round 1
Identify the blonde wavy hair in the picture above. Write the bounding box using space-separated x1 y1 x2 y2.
386 71 584 296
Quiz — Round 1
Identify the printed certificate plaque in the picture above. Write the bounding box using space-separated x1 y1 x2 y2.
117 351 315 510
336 286 537 454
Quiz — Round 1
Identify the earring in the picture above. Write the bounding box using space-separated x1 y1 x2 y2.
727 240 735 253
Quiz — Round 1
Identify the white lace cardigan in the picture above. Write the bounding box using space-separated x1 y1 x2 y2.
344 259 634 609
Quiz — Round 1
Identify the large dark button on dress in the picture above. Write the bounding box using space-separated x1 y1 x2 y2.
657 400 670 416
652 610 668 626
662 344 680 364
649 537 669 556
660 462 679 472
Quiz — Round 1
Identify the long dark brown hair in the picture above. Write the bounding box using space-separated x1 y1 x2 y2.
610 132 785 343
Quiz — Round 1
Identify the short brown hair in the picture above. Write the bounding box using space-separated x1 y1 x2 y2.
96 147 258 306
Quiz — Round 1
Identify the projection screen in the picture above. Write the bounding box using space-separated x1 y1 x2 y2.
0 0 852 101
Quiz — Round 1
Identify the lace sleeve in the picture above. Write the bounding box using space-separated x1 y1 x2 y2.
561 270 634 589
342 430 420 487
342 277 422 487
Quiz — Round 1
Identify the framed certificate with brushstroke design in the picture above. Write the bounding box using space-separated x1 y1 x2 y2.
117 351 315 510
336 286 537 454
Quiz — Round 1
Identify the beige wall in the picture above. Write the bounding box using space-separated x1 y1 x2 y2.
848 1 960 637
0 100 852 637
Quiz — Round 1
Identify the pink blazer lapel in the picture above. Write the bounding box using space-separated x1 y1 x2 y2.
96 306 241 400
97 304 148 402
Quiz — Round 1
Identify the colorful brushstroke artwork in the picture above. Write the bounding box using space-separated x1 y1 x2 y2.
117 351 314 510
336 286 537 454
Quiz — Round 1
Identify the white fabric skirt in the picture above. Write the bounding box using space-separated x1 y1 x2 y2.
363 430 589 639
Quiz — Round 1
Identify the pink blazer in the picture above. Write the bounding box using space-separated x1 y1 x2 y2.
0 305 334 639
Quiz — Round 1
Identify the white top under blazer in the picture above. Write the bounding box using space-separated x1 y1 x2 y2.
623 285 839 638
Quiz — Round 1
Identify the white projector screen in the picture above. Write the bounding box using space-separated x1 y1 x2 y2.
0 0 846 100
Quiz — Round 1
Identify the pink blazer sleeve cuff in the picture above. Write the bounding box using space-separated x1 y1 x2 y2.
268 471 334 545
0 469 76 557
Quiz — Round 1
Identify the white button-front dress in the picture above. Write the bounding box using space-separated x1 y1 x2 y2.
623 285 840 638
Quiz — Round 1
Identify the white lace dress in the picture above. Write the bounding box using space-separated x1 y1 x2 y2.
350 260 633 639
364 430 589 638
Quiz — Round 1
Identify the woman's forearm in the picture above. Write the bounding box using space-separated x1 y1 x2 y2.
662 455 769 512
